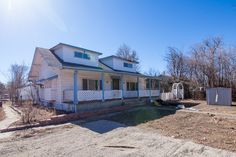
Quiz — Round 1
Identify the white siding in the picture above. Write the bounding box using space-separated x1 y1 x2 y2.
54 47 64 59
113 58 137 72
56 70 63 103
38 59 57 80
100 57 137 73
100 57 114 68
54 45 100 67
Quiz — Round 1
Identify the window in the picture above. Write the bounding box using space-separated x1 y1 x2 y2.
126 82 138 91
74 51 90 60
82 79 101 90
124 62 133 68
146 79 159 90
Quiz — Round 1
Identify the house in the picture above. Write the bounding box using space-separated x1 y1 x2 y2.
28 43 160 112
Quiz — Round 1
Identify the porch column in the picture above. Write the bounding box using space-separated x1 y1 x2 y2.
101 72 105 102
137 76 140 98
73 70 78 112
121 75 124 100
149 78 152 100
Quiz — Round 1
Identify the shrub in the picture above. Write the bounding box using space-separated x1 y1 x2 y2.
21 102 38 124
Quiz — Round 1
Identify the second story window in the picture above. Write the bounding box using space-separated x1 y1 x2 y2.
124 62 133 68
74 51 90 60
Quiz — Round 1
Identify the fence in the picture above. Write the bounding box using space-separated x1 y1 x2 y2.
160 92 173 101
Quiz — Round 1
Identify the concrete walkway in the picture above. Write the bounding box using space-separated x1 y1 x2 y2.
0 103 20 130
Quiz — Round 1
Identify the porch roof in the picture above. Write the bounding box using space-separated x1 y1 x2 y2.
62 65 160 80
36 75 58 83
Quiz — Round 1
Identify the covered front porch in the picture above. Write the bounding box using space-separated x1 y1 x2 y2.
61 68 160 110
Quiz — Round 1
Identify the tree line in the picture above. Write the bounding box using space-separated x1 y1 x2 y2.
165 36 236 91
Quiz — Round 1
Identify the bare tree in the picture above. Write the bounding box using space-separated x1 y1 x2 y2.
0 82 5 97
8 63 28 104
190 37 223 88
165 47 186 80
144 68 160 76
117 44 140 71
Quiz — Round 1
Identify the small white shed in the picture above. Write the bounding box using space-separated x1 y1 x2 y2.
206 88 232 106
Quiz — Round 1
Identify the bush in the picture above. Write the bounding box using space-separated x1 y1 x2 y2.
21 102 38 124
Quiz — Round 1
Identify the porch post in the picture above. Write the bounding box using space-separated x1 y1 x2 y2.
149 78 152 100
121 75 124 100
101 72 105 102
137 76 140 98
73 70 78 112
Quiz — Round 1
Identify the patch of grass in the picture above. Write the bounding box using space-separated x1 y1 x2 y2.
107 106 176 126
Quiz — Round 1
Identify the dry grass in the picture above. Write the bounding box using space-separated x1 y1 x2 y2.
13 102 56 125
0 107 5 121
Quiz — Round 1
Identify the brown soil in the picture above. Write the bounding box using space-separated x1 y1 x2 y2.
138 101 236 152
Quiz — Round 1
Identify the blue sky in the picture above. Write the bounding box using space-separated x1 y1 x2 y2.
0 0 236 83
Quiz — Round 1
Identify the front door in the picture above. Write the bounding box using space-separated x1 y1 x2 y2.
112 79 120 90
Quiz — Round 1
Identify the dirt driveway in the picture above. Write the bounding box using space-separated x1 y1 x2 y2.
0 102 20 130
0 120 236 157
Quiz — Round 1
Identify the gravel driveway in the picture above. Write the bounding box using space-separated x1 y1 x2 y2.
0 120 235 157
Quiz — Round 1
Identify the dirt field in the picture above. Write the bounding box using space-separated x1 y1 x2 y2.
108 100 236 152
139 111 236 152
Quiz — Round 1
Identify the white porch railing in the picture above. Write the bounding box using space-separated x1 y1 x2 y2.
124 91 138 98
139 90 160 97
78 90 102 101
104 90 122 99
63 90 102 102
139 90 149 97
63 89 160 102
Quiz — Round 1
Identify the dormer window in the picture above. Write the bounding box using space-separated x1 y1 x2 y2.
124 62 133 68
74 51 90 60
